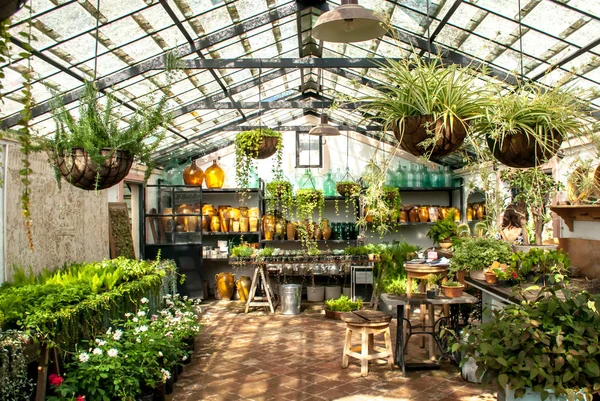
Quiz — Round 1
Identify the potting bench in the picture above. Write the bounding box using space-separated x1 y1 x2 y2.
381 293 477 377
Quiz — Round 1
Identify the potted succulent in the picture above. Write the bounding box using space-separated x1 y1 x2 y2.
457 288 600 401
476 82 590 168
48 81 170 190
450 237 513 281
359 55 488 161
426 208 458 248
235 128 283 189
500 167 562 246
324 295 363 320
441 278 464 298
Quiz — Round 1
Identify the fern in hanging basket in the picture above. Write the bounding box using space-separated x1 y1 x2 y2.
47 81 170 190
235 128 283 190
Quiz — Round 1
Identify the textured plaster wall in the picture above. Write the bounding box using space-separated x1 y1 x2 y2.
3 141 109 281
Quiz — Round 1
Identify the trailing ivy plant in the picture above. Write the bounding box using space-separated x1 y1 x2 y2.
265 179 294 218
335 180 360 218
235 128 282 191
295 188 324 251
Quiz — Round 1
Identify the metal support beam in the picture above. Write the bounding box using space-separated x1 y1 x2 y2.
420 0 462 56
208 124 383 131
174 99 359 109
0 1 301 129
529 36 600 81
176 58 398 69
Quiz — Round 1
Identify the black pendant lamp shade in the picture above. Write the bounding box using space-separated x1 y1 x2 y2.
309 115 341 136
312 0 387 43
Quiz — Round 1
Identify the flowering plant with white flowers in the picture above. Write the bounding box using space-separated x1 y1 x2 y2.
156 294 202 343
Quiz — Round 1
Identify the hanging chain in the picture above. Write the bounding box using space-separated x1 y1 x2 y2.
426 0 432 55
517 0 524 79
258 61 262 130
93 0 100 81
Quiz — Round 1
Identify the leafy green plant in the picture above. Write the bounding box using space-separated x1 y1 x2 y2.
442 279 463 287
48 81 170 188
359 53 489 160
235 128 282 190
295 189 324 250
566 158 599 205
450 237 513 273
265 180 294 217
457 288 600 400
230 244 254 258
335 180 360 218
257 247 275 257
501 168 562 245
427 274 441 290
374 242 419 296
325 295 362 312
511 248 570 286
426 208 458 244
0 331 34 400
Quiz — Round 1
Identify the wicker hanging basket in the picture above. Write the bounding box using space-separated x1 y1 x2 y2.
486 129 563 168
55 148 133 190
393 115 468 161
253 135 280 159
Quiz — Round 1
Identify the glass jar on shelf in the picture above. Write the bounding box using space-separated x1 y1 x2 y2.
444 166 453 188
414 165 424 188
205 159 225 188
406 164 415 188
323 170 336 197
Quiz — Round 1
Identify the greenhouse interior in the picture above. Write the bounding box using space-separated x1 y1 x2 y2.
1 0 600 400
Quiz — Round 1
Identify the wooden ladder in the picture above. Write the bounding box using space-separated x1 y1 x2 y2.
244 264 277 313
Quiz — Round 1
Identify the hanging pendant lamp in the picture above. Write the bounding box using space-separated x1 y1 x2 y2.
309 115 341 136
312 0 387 43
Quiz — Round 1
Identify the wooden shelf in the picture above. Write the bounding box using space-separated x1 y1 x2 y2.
549 205 600 231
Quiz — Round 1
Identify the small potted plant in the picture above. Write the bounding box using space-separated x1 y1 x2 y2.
426 274 441 299
441 277 464 298
483 270 497 284
324 295 363 320
450 237 513 281
426 208 458 248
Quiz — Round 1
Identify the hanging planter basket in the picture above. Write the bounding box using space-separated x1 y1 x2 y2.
55 148 133 190
336 182 360 198
393 115 468 161
486 129 563 168
253 135 281 159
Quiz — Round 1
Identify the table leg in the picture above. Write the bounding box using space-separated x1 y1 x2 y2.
428 304 435 360
395 305 406 376
407 274 412 294
420 280 426 348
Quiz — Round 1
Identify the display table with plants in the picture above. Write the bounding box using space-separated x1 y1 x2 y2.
450 237 513 281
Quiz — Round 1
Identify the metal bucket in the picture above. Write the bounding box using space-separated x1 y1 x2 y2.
280 284 302 315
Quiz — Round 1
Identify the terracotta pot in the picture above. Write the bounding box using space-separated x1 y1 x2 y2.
487 129 563 168
287 223 296 240
210 215 220 232
201 215 210 231
322 220 332 240
394 115 468 161
439 240 453 249
442 284 464 298
484 271 497 284
325 310 345 320
438 207 449 220
475 204 485 220
183 160 204 186
314 222 322 240
240 216 249 232
235 276 252 302
399 210 408 223
428 206 438 223
418 206 429 222
215 272 235 300
408 207 419 223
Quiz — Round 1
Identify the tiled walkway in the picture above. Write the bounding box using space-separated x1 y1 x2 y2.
168 301 497 401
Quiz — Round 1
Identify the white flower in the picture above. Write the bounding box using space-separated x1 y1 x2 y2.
138 325 148 332
78 352 89 363
113 330 123 341
137 311 146 317
107 348 118 358
132 317 139 323
95 339 106 346
183 296 188 301
158 351 163 357
181 355 188 361
125 313 132 318
165 332 173 338
92 348 102 355
161 368 171 382
140 297 149 304
136 337 141 343
106 327 112 334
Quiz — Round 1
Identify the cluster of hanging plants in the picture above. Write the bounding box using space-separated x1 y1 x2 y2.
235 128 283 191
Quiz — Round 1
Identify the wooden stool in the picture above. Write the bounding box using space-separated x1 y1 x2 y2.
341 310 394 377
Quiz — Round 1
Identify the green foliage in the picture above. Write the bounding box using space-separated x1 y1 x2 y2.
360 54 489 159
48 80 170 187
257 247 275 257
325 295 362 312
501 168 562 245
450 237 513 272
0 258 177 349
442 279 463 287
235 128 283 191
426 208 459 244
458 288 600 399
265 180 294 217
230 244 254 258
374 242 420 296
0 331 34 400
511 248 570 285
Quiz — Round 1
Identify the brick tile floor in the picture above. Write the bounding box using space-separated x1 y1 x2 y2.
167 301 497 401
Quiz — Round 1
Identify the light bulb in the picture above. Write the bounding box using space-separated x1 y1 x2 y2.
344 19 354 32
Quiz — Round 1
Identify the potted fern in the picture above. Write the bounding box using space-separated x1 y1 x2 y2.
360 55 488 161
48 81 169 190
426 208 458 248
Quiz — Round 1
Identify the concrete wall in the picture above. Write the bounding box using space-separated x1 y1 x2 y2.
2 139 110 281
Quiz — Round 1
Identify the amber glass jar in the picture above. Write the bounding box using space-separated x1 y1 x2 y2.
418 206 429 223
205 160 225 188
183 160 204 186
210 216 221 232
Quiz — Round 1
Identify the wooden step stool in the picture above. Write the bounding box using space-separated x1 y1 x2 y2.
341 310 394 377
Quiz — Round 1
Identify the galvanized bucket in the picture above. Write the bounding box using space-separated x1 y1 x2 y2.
280 284 302 315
